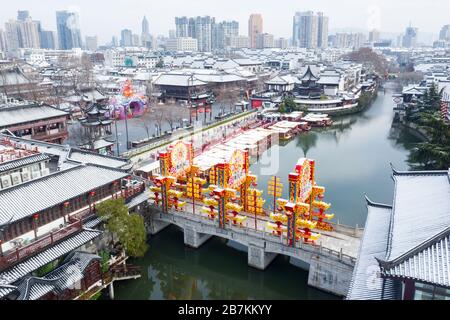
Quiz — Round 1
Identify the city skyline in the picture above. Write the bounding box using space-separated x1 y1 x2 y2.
0 0 448 45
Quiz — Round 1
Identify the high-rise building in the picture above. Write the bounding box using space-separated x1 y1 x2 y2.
17 10 30 22
248 14 263 49
293 11 328 48
317 12 329 48
256 33 274 48
168 29 176 39
120 29 133 47
85 36 98 51
275 37 289 49
56 10 82 49
18 17 41 48
132 34 140 47
439 25 450 41
402 25 418 48
175 17 187 37
369 29 380 43
40 30 56 49
0 29 7 52
213 20 239 50
194 16 214 52
175 17 189 37
175 16 214 51
4 20 21 51
4 16 41 51
111 36 118 47
141 16 152 48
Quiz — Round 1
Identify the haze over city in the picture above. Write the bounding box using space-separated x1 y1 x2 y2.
0 0 449 306
0 0 448 44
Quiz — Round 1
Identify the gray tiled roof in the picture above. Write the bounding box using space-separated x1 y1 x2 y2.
14 251 100 300
0 228 102 287
68 149 129 169
0 133 130 170
0 153 50 173
153 73 207 87
346 200 401 300
0 284 16 298
381 227 450 288
387 170 450 262
0 164 128 225
0 104 68 128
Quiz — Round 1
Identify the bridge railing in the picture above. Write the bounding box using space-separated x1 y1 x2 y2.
154 208 357 265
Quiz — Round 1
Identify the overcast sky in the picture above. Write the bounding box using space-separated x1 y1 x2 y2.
0 0 448 43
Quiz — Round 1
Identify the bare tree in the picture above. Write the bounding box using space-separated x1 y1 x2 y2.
215 84 239 114
163 101 189 131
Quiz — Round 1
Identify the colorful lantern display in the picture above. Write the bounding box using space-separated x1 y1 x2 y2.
267 158 334 247
107 80 147 120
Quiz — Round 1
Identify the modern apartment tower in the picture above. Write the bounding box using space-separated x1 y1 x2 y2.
248 14 263 49
141 16 152 48
293 11 328 49
175 16 215 52
213 20 239 50
17 10 30 22
402 25 418 48
56 10 82 49
317 12 329 48
120 29 133 47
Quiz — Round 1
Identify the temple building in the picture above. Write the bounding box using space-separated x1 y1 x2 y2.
79 104 114 155
0 103 69 144
294 65 322 98
347 167 450 300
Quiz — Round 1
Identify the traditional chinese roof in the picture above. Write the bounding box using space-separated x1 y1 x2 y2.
346 199 401 300
385 169 450 262
0 133 131 170
299 65 320 82
0 229 102 288
0 164 128 225
0 104 69 129
12 251 100 300
153 73 207 87
68 148 128 169
380 227 450 288
0 153 49 174
347 168 450 299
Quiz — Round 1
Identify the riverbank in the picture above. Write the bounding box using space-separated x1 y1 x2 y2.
112 82 420 300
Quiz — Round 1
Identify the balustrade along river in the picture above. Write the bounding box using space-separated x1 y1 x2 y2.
113 82 422 300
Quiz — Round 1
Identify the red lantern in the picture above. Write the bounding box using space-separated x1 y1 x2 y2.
63 201 70 207
89 191 96 197
33 213 39 221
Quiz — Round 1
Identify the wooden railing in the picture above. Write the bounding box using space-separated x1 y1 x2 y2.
0 219 83 271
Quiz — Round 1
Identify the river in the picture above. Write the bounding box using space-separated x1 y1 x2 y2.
113 83 421 300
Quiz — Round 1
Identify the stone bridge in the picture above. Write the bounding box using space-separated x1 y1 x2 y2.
146 208 362 297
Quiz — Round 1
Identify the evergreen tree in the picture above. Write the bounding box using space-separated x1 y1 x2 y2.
96 199 149 257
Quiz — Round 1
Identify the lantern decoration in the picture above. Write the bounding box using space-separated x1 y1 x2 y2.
33 213 39 221
89 191 96 197
186 165 206 207
106 80 147 120
63 201 70 208
201 149 252 229
150 141 194 213
267 158 333 247
246 189 265 213
267 176 283 214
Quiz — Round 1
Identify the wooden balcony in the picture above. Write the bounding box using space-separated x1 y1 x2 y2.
0 219 83 271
